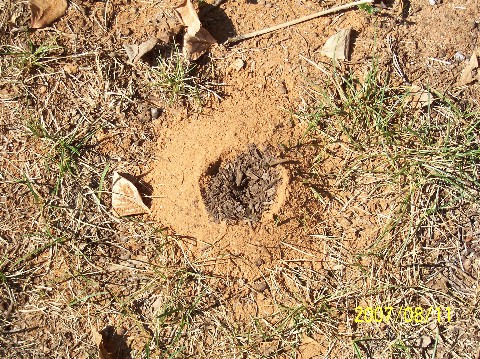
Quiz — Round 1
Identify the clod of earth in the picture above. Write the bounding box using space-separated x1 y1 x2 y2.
200 146 282 223
29 0 68 28
112 172 150 217
174 0 217 60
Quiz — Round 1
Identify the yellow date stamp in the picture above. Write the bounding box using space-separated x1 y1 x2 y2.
354 306 452 324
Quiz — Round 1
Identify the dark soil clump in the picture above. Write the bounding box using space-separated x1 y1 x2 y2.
200 146 282 223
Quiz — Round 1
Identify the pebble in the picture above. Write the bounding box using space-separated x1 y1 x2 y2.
232 58 245 71
255 257 265 266
150 107 162 120
64 63 78 74
277 81 288 94
463 257 472 272
257 0 265 4
473 257 480 271
454 51 466 62
428 0 436 5
121 27 132 36
265 2 273 7
253 279 268 292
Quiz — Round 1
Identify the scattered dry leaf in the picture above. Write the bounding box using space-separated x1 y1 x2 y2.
174 0 217 60
29 0 67 29
409 85 435 109
320 29 351 64
123 38 158 63
175 0 201 35
297 334 324 358
415 335 433 348
112 172 150 217
92 326 129 359
184 27 217 60
458 51 480 85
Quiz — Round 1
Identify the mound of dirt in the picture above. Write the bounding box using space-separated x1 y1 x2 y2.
200 145 282 223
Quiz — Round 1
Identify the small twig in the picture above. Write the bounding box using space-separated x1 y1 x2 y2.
427 57 452 65
387 35 411 85
225 0 373 45
268 158 297 166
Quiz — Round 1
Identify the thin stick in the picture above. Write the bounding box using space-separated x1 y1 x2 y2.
225 0 373 45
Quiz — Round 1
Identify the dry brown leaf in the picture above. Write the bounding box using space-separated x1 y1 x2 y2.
320 29 351 64
112 172 150 217
29 0 68 29
297 333 323 358
123 38 158 63
458 51 479 86
409 85 435 109
174 0 217 60
184 27 217 60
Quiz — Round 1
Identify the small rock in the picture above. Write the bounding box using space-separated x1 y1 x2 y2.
428 0 436 5
473 257 480 271
150 107 162 120
38 85 47 94
151 296 163 311
255 257 265 266
454 51 466 62
277 81 287 94
232 58 245 71
64 63 78 74
252 279 268 292
257 0 265 4
265 1 273 7
121 27 132 36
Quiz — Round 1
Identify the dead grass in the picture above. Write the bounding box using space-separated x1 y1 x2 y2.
1 1 479 359
296 61 480 358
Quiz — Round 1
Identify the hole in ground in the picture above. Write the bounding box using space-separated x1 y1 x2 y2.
200 145 283 224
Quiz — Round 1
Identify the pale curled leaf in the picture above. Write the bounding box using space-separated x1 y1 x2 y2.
458 51 479 86
174 0 201 35
123 38 158 64
320 29 351 63
29 0 68 29
112 172 150 217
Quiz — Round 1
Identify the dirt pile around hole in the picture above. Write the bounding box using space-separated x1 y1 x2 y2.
200 145 282 223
